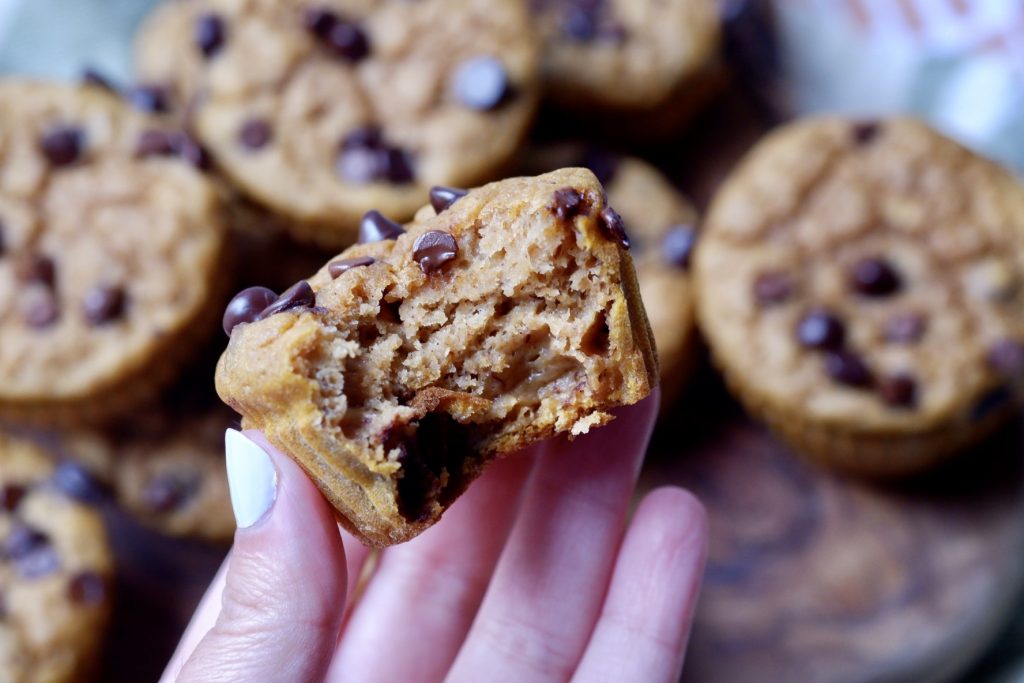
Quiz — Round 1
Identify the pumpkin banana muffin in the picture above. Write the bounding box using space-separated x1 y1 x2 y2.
216 169 657 546
694 117 1024 476
136 0 540 247
0 80 228 425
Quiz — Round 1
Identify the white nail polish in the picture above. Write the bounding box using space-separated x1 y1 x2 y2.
225 429 278 528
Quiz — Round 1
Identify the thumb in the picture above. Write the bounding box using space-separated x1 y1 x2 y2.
174 429 348 683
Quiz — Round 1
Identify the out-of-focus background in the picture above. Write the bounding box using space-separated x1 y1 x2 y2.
4 0 1024 681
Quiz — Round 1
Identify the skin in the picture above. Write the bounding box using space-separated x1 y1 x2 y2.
161 391 708 683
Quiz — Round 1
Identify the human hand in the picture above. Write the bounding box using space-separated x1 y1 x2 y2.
161 391 708 683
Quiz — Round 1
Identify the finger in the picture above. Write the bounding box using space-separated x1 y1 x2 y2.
328 445 538 683
447 391 660 683
160 559 228 683
572 487 708 683
173 430 348 683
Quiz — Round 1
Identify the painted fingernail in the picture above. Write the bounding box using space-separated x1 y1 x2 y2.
225 429 278 528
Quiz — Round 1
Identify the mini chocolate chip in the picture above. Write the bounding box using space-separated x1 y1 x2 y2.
329 256 376 278
381 147 414 183
797 310 845 350
878 374 917 408
824 350 873 388
341 126 383 150
987 339 1024 376
171 133 213 170
1 485 26 512
52 461 106 504
39 127 85 166
82 285 126 325
3 525 48 561
850 257 901 297
23 292 59 329
429 186 467 214
579 147 620 185
68 571 106 605
563 5 598 40
195 14 227 58
413 231 458 274
257 281 316 320
972 385 1012 422
81 68 116 93
126 85 171 114
142 475 192 513
662 225 698 268
223 286 278 335
852 121 881 145
598 206 630 248
303 7 338 37
135 129 176 157
15 253 55 287
337 137 413 184
551 188 584 221
359 210 405 243
326 19 370 61
452 56 509 111
885 313 926 344
753 271 793 306
239 118 273 150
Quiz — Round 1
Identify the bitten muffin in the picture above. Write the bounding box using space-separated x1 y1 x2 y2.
216 169 657 546
136 0 540 247
0 433 114 683
694 117 1024 476
521 146 700 408
0 80 228 424
530 0 721 137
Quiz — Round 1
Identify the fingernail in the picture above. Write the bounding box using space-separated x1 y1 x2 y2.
225 429 278 528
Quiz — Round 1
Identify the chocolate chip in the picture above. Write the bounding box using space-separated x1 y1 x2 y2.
579 147 620 185
878 373 917 408
326 19 370 62
135 129 176 157
81 68 116 93
340 126 382 150
796 310 845 350
551 188 584 221
23 292 59 329
195 13 227 58
239 118 273 150
885 313 926 344
337 128 414 184
987 339 1024 377
563 5 598 40
14 253 55 287
52 461 106 504
303 7 338 37
389 412 472 522
971 385 1012 422
850 257 901 297
824 350 873 388
39 127 85 166
3 525 48 561
257 281 316 320
753 271 793 306
452 56 509 111
662 225 698 269
852 121 881 145
598 206 630 248
170 133 213 171
429 186 467 214
359 210 405 243
15 546 59 579
1 485 26 512
413 231 458 274
329 256 376 278
126 85 171 114
68 571 106 605
142 475 192 513
223 286 278 335
82 285 126 326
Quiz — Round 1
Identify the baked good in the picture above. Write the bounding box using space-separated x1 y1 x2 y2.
0 80 228 424
216 169 657 546
0 433 113 683
530 0 721 137
693 117 1024 475
136 0 540 247
521 146 700 408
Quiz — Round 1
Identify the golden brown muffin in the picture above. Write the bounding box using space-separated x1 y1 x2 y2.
217 169 657 545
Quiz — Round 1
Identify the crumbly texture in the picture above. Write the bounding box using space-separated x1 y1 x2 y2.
531 0 720 111
521 147 699 408
694 117 1024 475
136 0 540 247
0 434 114 683
217 169 657 546
0 81 228 424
